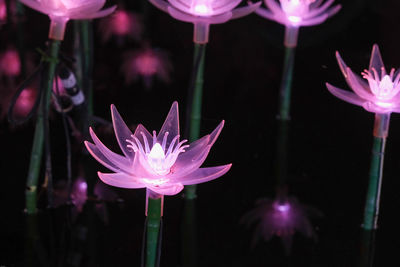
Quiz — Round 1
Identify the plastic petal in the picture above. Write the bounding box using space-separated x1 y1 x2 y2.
19 0 49 15
326 83 366 107
149 0 170 13
254 6 276 21
132 124 153 149
303 0 335 19
231 1 261 20
264 0 284 15
208 120 224 147
157 101 180 147
176 164 232 185
85 141 125 173
298 13 328 26
346 68 374 101
71 5 116 19
169 144 211 178
147 183 184 195
111 104 135 159
89 128 133 174
369 44 385 75
98 172 145 188
212 0 241 16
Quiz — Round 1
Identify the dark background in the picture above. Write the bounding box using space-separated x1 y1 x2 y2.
2 0 400 266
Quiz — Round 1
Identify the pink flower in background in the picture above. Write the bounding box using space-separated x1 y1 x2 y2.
85 101 231 195
148 0 261 43
256 0 341 27
19 0 116 40
327 44 400 114
121 47 172 88
98 10 143 44
0 0 7 24
0 48 21 78
242 197 319 253
0 85 37 120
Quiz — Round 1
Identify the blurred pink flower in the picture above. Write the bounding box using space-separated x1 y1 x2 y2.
242 197 318 253
121 47 172 88
0 48 21 78
149 0 261 43
0 85 37 120
85 101 231 196
19 0 116 40
255 0 340 46
98 9 143 44
327 44 400 114
0 0 7 24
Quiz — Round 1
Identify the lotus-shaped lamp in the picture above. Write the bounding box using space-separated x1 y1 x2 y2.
326 44 400 115
148 0 261 43
19 0 116 40
85 101 231 197
256 0 341 47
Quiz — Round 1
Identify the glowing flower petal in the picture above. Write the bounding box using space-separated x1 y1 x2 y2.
327 44 400 114
86 101 231 196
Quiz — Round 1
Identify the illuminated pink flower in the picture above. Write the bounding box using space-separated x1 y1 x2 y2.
326 45 400 114
0 0 7 24
242 197 317 253
98 10 143 44
121 47 172 88
19 0 116 40
149 0 261 43
0 48 21 78
256 0 341 46
85 101 231 196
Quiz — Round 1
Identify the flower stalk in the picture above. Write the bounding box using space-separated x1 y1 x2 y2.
362 113 390 230
145 189 163 267
184 43 206 200
278 45 296 121
25 39 60 214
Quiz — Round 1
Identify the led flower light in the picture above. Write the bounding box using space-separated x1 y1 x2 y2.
148 0 261 43
19 0 116 40
0 0 6 24
326 44 400 114
98 10 143 44
256 0 341 47
85 101 231 196
242 197 318 253
121 46 172 88
0 48 21 78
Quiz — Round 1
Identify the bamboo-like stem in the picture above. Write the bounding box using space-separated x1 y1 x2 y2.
277 45 296 121
362 113 390 230
25 40 60 214
145 189 163 267
184 43 206 200
359 229 376 267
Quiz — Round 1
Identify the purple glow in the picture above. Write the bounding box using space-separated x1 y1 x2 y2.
14 87 37 117
98 10 143 44
0 48 21 77
327 44 400 114
121 46 172 88
19 0 116 40
256 0 341 27
148 0 261 43
242 197 318 253
0 0 6 23
85 102 232 196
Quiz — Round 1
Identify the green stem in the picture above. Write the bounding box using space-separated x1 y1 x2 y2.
359 229 376 267
275 120 289 201
362 113 390 230
25 40 61 214
278 46 296 121
146 190 163 267
184 43 206 200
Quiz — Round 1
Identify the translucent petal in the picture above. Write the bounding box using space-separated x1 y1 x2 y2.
326 83 366 107
168 144 211 178
89 128 133 174
85 141 125 173
66 0 105 17
264 0 284 15
175 164 232 185
149 0 170 12
299 13 328 26
208 120 224 147
19 0 50 15
133 124 153 148
157 101 180 147
168 0 191 14
231 1 261 20
111 104 135 159
70 5 116 19
254 6 276 21
369 44 385 75
147 183 184 195
303 0 335 19
98 172 145 189
346 68 375 101
211 0 241 16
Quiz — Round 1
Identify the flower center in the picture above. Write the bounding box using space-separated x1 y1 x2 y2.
190 0 213 15
362 67 400 101
127 131 189 176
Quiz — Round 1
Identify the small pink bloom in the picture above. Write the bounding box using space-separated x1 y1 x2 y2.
13 87 37 118
85 101 231 196
149 0 261 43
0 48 21 78
121 47 172 88
0 0 7 23
98 10 143 44
242 197 318 253
326 44 400 114
19 0 116 40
